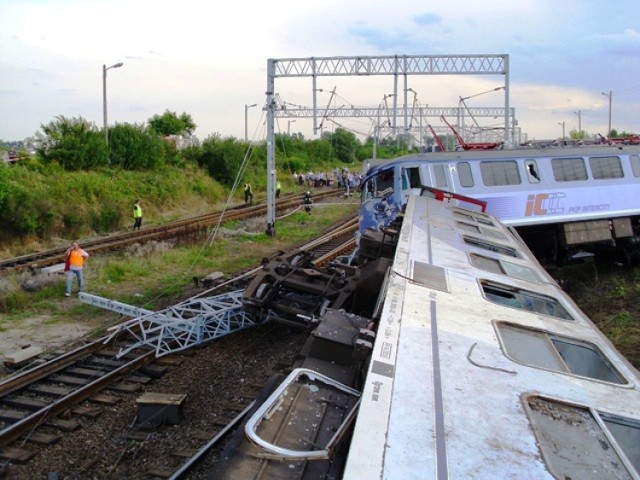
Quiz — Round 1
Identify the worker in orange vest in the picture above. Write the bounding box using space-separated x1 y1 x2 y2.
64 241 89 297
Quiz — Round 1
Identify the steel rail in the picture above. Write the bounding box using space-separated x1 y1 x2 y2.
0 349 156 446
0 340 106 396
168 401 256 480
0 190 345 272
0 210 358 451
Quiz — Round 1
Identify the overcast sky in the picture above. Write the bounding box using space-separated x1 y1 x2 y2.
1 0 639 144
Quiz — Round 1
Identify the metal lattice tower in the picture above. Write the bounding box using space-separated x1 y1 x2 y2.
80 291 255 358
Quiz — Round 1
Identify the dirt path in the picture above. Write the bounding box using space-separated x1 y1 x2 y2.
0 313 96 364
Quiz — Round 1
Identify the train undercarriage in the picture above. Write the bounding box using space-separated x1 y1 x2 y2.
516 215 640 265
209 242 395 478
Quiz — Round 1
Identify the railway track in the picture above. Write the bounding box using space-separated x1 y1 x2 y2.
0 212 358 478
0 190 345 273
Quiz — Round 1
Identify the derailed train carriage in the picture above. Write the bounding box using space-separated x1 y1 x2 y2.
359 145 640 261
213 195 640 479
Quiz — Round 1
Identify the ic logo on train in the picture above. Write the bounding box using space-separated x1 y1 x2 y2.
525 193 565 216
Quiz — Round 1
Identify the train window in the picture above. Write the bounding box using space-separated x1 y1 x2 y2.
463 236 518 258
551 337 626 383
401 166 421 190
481 280 574 320
525 159 541 183
470 254 539 282
480 160 521 186
498 323 625 383
433 164 448 188
364 169 394 199
500 260 539 282
551 157 588 181
457 162 474 187
600 414 640 472
525 396 638 479
470 254 502 274
589 155 624 179
453 209 495 226
457 222 507 240
480 227 506 240
631 155 640 177
456 221 481 234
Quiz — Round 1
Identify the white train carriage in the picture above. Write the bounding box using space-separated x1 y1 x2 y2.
359 146 640 257
345 195 640 479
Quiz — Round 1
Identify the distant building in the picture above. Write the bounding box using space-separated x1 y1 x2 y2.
163 135 198 150
1 150 18 164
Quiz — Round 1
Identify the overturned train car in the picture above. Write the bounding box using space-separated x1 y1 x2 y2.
212 195 640 479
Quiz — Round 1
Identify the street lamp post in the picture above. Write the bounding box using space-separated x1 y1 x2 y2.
573 110 582 135
245 103 257 141
103 62 124 149
601 90 612 139
287 119 296 135
558 121 565 140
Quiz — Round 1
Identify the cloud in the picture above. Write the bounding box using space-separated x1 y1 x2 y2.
413 13 442 26
1 0 638 142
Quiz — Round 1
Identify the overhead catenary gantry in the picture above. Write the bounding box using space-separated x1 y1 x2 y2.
264 54 510 235
273 106 517 146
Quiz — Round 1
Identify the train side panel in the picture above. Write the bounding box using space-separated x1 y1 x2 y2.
359 147 640 253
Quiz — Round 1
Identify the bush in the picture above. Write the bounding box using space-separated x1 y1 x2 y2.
108 123 164 170
91 202 123 233
37 116 108 170
197 137 249 186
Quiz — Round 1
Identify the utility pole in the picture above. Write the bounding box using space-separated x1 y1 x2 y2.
102 62 124 155
574 110 582 136
601 90 612 139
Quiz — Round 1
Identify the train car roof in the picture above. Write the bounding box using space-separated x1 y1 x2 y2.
364 144 640 172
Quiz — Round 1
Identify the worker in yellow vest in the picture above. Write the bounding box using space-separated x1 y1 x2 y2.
244 183 253 205
133 200 143 231
64 241 89 297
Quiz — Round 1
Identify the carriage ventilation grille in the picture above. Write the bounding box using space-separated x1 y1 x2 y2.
411 261 449 292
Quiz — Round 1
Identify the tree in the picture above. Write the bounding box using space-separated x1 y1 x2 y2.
148 110 196 137
36 116 107 170
569 129 585 140
196 136 247 186
323 128 360 163
108 123 164 170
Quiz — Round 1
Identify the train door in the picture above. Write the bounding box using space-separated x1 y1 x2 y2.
400 165 422 204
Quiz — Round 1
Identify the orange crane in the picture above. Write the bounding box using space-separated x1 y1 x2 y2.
427 124 448 152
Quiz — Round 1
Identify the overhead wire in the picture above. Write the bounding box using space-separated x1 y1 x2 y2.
103 109 268 317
